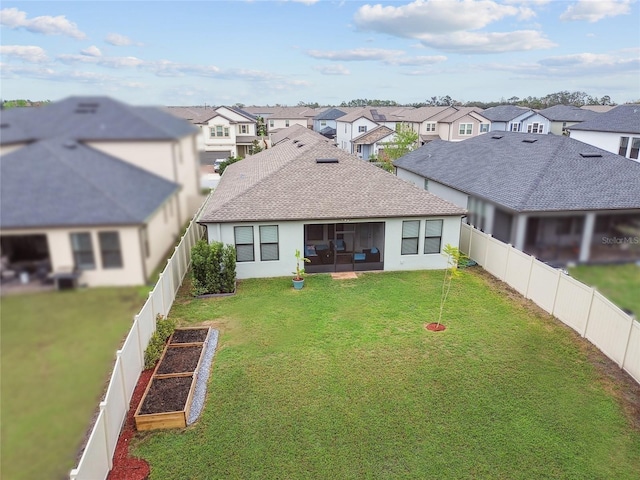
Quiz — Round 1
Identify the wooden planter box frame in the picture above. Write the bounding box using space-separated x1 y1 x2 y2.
134 327 210 431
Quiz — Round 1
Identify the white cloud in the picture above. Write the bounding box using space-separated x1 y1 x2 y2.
105 33 141 46
0 45 48 63
306 48 406 61
560 0 633 22
81 46 102 57
354 0 520 36
353 0 554 54
57 53 146 69
0 8 86 39
313 64 351 75
385 55 447 66
416 30 556 53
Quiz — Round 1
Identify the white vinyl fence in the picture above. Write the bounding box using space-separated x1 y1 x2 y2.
459 223 640 385
69 206 207 480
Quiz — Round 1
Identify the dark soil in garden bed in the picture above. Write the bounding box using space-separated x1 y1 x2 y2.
170 328 209 344
156 345 203 374
138 376 193 415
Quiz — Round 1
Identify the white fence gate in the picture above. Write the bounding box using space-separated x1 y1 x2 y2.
460 223 640 384
69 205 207 480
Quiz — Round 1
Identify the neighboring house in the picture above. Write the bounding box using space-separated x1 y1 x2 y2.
568 104 640 162
197 106 259 159
394 132 640 266
335 106 490 156
244 106 317 134
537 104 599 136
482 105 548 133
352 125 396 160
197 126 466 279
312 107 347 139
0 96 203 287
425 107 490 142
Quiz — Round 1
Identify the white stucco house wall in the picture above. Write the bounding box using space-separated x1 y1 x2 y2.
198 126 466 280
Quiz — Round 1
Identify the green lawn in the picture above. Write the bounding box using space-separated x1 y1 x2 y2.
1 287 144 480
569 263 640 316
134 269 640 479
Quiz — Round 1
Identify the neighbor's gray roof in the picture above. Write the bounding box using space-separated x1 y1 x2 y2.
568 104 640 134
394 131 640 213
1 96 198 145
537 104 599 122
270 124 328 145
481 105 533 122
198 128 465 223
314 108 347 121
1 139 179 229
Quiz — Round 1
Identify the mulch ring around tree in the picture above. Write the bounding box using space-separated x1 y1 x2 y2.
425 322 446 331
107 369 153 480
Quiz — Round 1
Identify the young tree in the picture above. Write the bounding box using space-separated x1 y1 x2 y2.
435 244 468 329
377 123 419 172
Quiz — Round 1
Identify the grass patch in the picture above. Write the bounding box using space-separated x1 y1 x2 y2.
1 287 144 480
569 263 640 315
134 269 640 479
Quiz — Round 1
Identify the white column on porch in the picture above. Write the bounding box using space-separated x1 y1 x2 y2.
484 203 495 236
513 214 528 251
579 212 596 263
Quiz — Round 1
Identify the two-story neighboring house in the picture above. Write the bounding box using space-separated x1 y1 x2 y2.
312 107 347 139
537 105 599 136
0 96 203 287
244 106 318 134
423 107 490 142
568 104 640 162
198 106 259 159
482 105 549 134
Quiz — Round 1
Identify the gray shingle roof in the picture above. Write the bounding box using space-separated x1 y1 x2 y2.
1 139 179 228
568 104 640 134
1 96 198 145
352 125 395 145
198 130 465 223
314 108 347 121
481 105 532 122
537 104 599 122
393 132 640 212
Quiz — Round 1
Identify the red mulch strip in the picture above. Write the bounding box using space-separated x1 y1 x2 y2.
106 369 153 480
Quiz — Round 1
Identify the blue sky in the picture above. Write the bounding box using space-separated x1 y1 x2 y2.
1 0 639 106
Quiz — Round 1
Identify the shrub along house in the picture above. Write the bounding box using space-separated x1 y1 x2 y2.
197 127 466 279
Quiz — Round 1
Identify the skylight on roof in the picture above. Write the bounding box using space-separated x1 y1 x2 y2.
491 134 503 139
316 158 339 164
580 152 603 158
522 138 538 143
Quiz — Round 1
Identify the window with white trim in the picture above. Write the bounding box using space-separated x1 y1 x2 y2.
320 120 326 126
401 220 420 255
99 231 123 269
259 225 279 261
527 122 544 134
234 226 254 262
479 123 489 133
459 123 472 135
239 125 248 134
211 125 229 137
425 122 436 132
285 120 290 127
619 137 629 156
358 125 367 133
70 232 95 270
619 136 640 159
630 137 640 159
424 220 443 254
509 123 521 132
424 178 429 190
269 119 274 128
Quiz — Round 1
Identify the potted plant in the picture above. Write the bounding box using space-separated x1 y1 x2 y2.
292 248 310 290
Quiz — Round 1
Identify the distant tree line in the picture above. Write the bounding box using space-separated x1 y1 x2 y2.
1 99 51 109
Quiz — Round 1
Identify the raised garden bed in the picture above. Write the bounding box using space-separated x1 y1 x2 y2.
134 327 210 431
